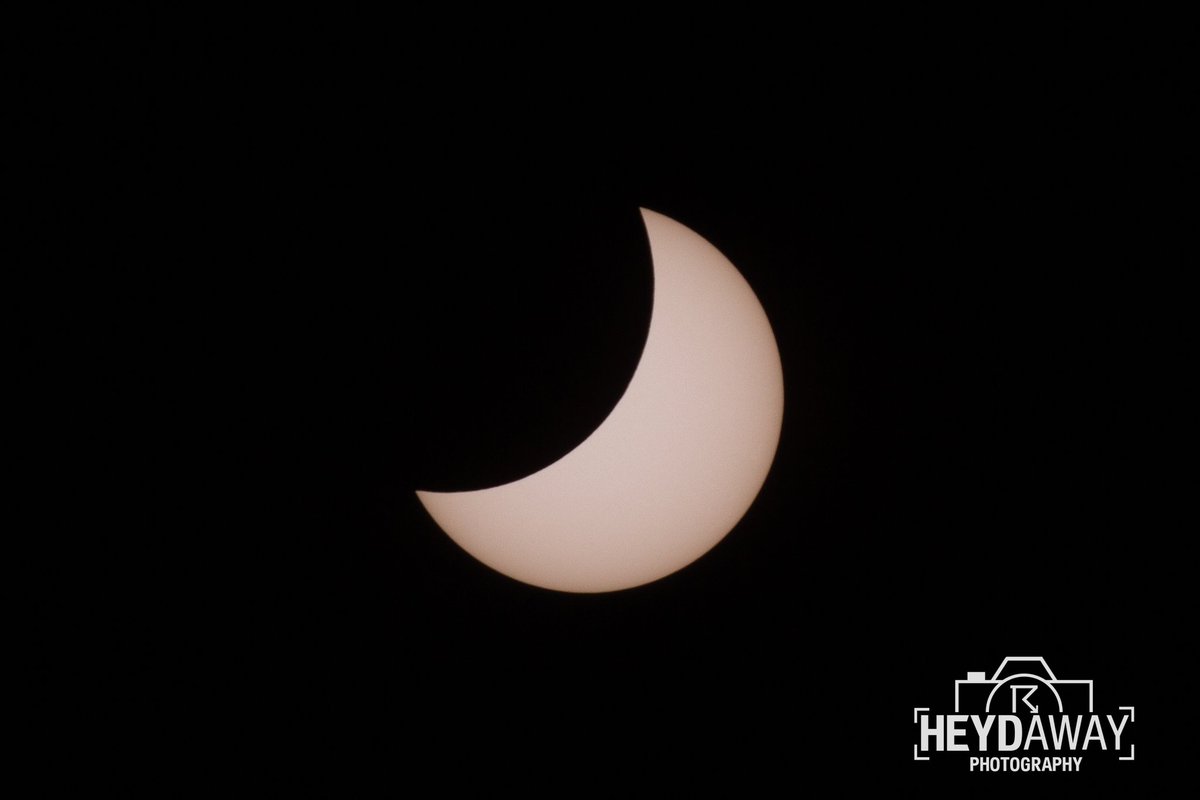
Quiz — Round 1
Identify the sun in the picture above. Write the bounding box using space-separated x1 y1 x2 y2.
417 209 783 592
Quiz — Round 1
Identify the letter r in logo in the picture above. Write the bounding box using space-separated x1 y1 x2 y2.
1010 685 1039 713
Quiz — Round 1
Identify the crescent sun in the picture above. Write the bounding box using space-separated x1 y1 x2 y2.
416 208 784 593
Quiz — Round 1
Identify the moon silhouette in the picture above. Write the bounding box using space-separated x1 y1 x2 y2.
416 208 784 592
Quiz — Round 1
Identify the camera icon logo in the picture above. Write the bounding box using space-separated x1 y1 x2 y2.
954 656 1094 714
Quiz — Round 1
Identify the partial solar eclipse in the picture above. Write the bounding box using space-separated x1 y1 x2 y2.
417 208 784 592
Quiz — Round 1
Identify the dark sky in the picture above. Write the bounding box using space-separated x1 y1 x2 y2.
162 18 1191 790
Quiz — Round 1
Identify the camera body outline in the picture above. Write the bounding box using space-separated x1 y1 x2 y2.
954 657 1094 714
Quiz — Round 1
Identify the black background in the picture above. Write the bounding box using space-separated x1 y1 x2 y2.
159 14 1191 793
